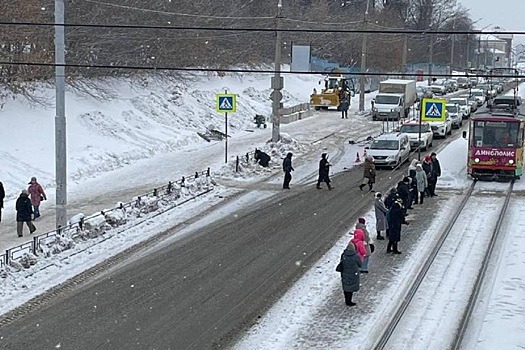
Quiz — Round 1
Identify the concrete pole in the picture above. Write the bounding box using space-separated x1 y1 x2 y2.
55 0 67 229
271 0 283 143
402 34 408 73
359 30 367 112
428 35 434 86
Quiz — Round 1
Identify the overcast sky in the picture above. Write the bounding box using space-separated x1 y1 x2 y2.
459 0 524 45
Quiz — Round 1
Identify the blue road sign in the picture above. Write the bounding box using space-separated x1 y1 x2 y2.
421 98 446 122
216 94 237 113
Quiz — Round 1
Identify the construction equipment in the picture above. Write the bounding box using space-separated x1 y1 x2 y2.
310 73 355 111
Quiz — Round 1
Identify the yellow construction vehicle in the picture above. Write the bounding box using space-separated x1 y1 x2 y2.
310 74 355 110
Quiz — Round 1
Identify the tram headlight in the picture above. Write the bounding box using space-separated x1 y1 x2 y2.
474 158 480 163
509 159 515 165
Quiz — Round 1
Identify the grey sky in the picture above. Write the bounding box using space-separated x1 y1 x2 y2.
458 0 524 45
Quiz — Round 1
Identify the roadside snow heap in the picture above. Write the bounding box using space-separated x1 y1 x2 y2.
1 174 214 276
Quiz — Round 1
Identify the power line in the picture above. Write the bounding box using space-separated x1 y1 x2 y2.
82 0 275 20
0 21 524 36
1 61 524 79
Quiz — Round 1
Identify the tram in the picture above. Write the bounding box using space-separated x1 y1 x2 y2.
464 94 525 180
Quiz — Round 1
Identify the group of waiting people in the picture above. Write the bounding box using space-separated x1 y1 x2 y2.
0 177 47 237
337 152 442 306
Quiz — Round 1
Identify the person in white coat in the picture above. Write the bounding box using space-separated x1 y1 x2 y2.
415 163 428 204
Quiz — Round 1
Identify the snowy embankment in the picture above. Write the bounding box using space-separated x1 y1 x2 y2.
0 73 318 200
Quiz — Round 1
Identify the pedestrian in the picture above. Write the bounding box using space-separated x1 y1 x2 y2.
254 149 271 167
415 163 428 204
387 198 404 254
336 242 362 306
339 90 350 119
408 159 418 204
384 187 398 210
396 178 411 214
422 155 432 197
0 181 5 223
316 153 333 190
282 152 294 189
374 192 388 240
351 228 367 262
27 176 46 219
429 152 441 196
355 218 374 273
359 156 376 192
16 189 36 237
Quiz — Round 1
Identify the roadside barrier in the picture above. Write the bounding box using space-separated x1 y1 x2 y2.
0 168 213 271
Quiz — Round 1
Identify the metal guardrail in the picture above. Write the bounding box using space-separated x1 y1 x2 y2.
1 168 212 267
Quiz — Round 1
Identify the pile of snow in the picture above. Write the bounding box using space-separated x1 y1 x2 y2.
0 72 321 200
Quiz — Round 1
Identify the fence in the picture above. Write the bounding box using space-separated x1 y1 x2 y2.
0 168 212 269
280 103 312 124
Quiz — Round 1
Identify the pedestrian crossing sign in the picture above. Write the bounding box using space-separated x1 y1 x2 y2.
216 94 237 113
421 98 446 122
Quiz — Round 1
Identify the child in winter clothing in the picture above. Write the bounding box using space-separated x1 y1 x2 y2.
355 218 374 273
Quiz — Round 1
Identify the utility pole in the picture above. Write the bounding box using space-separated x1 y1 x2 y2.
359 0 370 112
428 35 434 86
55 0 67 229
450 0 457 74
271 0 283 143
402 34 408 73
465 33 470 69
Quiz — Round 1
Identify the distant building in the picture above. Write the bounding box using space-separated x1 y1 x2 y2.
478 27 513 69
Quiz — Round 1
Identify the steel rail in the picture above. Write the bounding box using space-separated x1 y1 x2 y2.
373 180 477 350
451 180 515 350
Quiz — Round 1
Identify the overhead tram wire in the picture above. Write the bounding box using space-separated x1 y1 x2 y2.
0 21 524 36
2 61 525 79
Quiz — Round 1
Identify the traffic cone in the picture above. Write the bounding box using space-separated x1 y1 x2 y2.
363 148 367 158
355 152 361 163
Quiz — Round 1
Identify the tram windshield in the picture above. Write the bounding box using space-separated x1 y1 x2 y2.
473 121 520 148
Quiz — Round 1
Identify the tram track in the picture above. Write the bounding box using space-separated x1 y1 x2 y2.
372 180 515 350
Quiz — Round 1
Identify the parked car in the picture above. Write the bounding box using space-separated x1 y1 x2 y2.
428 116 452 138
446 79 459 92
365 133 411 169
448 97 471 119
416 86 434 102
470 89 486 106
445 103 462 128
456 77 471 89
469 77 478 87
430 84 447 96
399 121 434 150
466 96 479 112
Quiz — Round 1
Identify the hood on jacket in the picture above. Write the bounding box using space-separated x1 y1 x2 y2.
409 159 419 170
352 229 365 242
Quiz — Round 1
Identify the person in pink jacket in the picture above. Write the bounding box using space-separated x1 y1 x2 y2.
351 229 367 262
27 177 46 219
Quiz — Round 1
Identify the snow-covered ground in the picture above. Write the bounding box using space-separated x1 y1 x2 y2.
1 73 524 349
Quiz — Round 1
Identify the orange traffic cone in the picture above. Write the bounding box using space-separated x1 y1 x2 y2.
355 152 361 163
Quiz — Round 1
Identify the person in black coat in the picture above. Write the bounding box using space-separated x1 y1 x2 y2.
429 152 441 196
282 152 294 189
422 155 433 197
384 188 398 210
0 181 5 223
254 149 271 168
16 189 36 237
316 153 332 190
396 178 411 213
337 242 362 306
387 199 404 254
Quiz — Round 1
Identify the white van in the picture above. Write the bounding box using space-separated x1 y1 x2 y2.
365 133 411 168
